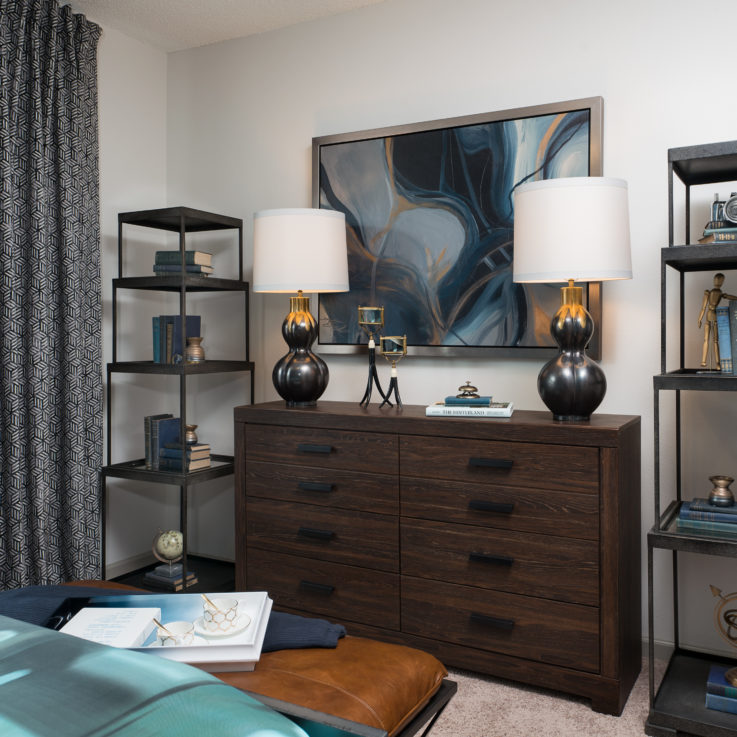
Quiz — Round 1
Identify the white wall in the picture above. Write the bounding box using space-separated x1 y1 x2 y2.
96 25 176 575
97 0 737 650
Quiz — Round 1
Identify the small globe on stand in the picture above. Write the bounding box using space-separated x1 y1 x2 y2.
152 529 183 578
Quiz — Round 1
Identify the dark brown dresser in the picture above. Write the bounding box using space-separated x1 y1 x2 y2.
234 401 641 715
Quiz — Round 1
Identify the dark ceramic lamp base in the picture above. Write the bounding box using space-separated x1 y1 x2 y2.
539 284 606 422
273 294 328 407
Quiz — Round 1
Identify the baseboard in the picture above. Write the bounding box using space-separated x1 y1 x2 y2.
105 550 234 580
105 551 156 580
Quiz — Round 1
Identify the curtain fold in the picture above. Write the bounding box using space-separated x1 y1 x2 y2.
0 0 102 586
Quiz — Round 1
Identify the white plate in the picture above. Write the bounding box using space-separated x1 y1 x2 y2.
193 612 252 639
147 634 210 648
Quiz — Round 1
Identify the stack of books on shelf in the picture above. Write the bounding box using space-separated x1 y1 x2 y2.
159 441 211 472
706 665 737 714
144 562 198 592
143 414 211 472
425 394 514 418
153 249 213 276
152 314 200 364
676 499 737 537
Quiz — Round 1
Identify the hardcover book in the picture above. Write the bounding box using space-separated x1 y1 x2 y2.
707 665 737 699
153 264 213 274
426 402 513 418
681 500 737 524
443 395 494 406
706 692 737 714
691 498 737 516
60 606 161 648
156 315 201 364
159 447 211 461
154 250 212 267
144 413 173 469
716 304 733 373
152 417 181 470
158 456 211 472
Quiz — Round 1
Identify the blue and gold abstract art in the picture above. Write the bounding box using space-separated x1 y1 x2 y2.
317 106 593 351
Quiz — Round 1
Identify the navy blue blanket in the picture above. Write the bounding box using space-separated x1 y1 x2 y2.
0 585 345 651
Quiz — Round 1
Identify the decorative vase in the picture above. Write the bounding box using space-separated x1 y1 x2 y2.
709 475 735 507
184 424 198 445
185 336 205 363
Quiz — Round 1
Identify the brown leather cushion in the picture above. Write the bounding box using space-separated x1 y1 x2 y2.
68 583 447 736
216 636 447 737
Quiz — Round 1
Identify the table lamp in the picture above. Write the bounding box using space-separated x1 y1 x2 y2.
513 177 632 421
253 208 349 406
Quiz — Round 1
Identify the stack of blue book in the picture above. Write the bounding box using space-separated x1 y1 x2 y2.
677 499 737 536
706 665 737 713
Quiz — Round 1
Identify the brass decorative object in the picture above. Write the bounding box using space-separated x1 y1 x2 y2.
184 424 198 444
709 475 735 507
185 336 205 363
711 586 737 654
379 335 407 408
456 381 480 399
358 306 390 406
698 273 737 370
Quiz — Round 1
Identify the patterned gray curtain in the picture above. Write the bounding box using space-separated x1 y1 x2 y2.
0 0 102 586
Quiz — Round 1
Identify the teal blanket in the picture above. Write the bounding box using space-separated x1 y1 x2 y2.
0 614 309 737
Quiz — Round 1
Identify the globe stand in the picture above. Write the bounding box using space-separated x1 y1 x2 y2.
145 529 198 590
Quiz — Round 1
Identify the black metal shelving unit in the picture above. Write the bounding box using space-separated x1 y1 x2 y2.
647 142 737 736
101 206 254 590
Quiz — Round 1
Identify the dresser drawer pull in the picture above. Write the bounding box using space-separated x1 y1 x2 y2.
469 457 514 469
297 526 336 541
299 580 335 595
470 612 515 631
469 552 514 566
468 500 515 514
297 481 335 493
297 443 334 454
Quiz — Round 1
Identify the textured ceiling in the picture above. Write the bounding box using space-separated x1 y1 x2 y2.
68 0 388 52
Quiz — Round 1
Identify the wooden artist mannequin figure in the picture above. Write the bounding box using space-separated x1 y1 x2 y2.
698 272 737 369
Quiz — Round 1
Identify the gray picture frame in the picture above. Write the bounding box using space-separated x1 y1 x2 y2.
312 96 603 359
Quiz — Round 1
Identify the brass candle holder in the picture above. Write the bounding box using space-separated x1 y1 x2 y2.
379 335 407 408
358 306 390 406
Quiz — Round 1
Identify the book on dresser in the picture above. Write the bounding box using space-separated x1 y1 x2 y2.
425 401 514 417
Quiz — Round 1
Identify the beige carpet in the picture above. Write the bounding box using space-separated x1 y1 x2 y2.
431 660 657 736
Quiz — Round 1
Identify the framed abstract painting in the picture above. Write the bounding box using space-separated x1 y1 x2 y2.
312 96 603 358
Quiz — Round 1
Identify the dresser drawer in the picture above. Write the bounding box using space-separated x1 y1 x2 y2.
401 478 599 540
402 578 599 672
245 460 398 515
401 518 598 606
246 548 399 629
245 424 397 474
400 436 598 493
246 498 399 572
